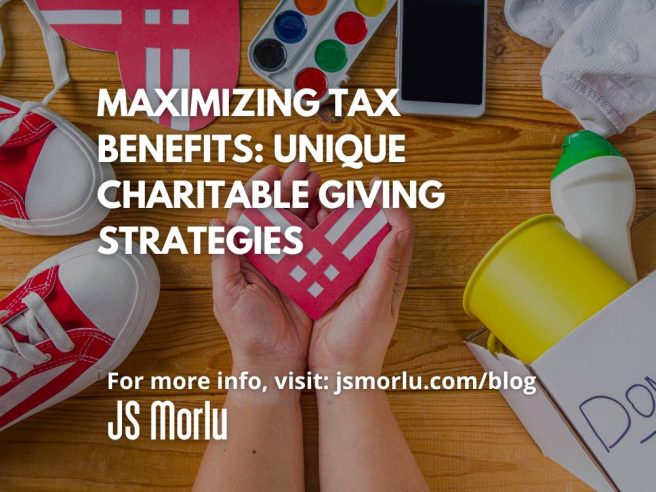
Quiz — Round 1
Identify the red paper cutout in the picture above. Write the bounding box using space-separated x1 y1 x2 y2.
35 0 240 131
238 202 391 320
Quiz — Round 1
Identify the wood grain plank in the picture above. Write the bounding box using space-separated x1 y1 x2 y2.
110 285 481 395
1 189 656 290
0 392 591 491
0 287 481 398
0 80 653 191
632 208 656 277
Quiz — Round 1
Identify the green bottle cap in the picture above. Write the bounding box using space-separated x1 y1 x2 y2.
552 130 623 180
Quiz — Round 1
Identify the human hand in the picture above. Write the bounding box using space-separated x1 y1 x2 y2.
211 163 321 381
308 180 413 377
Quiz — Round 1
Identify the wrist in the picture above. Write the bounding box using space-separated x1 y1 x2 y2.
308 362 384 379
309 348 386 378
232 353 306 379
309 364 386 405
227 385 301 407
229 362 303 405
316 381 386 405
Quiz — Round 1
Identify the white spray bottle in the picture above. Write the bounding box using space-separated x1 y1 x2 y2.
550 130 637 284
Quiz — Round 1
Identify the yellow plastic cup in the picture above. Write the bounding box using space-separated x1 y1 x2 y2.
463 215 631 363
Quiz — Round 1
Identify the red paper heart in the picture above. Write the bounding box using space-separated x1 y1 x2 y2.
36 0 240 131
237 203 391 320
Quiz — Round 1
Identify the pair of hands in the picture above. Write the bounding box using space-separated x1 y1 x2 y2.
211 163 413 386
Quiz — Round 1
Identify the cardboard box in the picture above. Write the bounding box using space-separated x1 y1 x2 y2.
465 273 656 491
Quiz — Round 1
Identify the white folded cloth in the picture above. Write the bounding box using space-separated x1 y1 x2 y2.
506 0 656 136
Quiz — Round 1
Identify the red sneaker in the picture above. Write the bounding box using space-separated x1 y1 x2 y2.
0 95 115 235
0 239 159 431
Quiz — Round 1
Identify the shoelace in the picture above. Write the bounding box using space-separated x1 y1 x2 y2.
0 291 74 385
0 0 70 146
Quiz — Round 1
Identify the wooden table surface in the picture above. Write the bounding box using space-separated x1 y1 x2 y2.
1 1 655 490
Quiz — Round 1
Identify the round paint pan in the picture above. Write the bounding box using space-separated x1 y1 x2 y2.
355 0 388 17
252 38 287 72
335 12 368 45
295 67 328 100
274 10 308 44
294 0 327 16
315 39 348 73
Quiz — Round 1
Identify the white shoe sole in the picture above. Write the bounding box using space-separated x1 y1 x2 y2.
0 95 115 236
0 239 160 431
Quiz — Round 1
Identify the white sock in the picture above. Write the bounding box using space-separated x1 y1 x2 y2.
505 0 595 47
541 0 656 136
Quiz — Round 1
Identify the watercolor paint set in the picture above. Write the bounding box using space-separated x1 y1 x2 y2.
248 0 396 101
